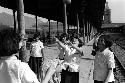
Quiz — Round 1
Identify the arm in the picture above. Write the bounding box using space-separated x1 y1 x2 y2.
70 43 83 56
42 59 59 83
104 69 113 83
55 38 66 50
41 49 44 58
104 52 115 83
21 62 57 83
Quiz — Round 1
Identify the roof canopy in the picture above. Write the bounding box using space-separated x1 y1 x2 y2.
0 0 106 27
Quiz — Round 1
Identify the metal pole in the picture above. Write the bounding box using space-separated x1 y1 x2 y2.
63 3 68 34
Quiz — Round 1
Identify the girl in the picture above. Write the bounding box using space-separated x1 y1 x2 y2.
93 35 115 83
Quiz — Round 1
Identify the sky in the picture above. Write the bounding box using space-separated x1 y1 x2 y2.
0 0 125 23
107 0 125 23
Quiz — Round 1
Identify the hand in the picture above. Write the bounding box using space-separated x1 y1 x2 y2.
46 63 56 77
104 79 108 83
56 65 64 72
67 42 72 46
104 82 108 83
54 37 59 42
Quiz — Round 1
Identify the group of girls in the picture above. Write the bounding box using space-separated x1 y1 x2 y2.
28 33 84 83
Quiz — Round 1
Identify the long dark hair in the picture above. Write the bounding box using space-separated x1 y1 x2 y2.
99 35 112 48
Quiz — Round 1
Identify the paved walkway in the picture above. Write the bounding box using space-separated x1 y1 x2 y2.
79 38 95 83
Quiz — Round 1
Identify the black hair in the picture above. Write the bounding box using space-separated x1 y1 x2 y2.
0 28 19 57
99 35 112 48
78 38 84 47
33 32 41 40
59 33 69 42
69 34 84 47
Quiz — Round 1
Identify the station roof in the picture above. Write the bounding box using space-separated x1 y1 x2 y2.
0 0 106 26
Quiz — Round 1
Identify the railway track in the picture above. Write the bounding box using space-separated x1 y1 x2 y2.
114 56 125 83
109 34 125 83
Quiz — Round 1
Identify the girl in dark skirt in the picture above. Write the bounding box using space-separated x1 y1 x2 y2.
29 32 44 80
54 34 84 83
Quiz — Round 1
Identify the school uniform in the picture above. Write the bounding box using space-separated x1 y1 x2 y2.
61 44 80 83
94 48 115 83
29 40 44 76
0 55 39 83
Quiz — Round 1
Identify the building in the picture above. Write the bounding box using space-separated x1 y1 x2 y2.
101 2 125 33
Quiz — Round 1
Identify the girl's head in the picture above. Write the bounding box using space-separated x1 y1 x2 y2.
0 28 20 57
70 35 84 48
60 33 70 43
33 32 41 41
97 35 112 51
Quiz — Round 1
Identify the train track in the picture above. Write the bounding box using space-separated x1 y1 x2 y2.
114 56 125 83
109 35 125 83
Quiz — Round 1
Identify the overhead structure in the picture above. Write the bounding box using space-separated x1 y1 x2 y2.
0 0 106 29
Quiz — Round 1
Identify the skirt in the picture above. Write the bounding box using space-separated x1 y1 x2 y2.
61 69 79 83
28 56 44 75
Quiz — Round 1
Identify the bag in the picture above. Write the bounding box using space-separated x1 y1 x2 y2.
91 50 96 56
61 69 79 83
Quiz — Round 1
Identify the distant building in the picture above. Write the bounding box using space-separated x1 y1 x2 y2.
103 2 111 24
101 2 125 33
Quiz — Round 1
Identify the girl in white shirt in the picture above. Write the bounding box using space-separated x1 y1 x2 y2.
29 33 44 80
93 35 115 83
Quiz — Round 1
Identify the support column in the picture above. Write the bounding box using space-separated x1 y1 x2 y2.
77 13 80 37
63 0 71 34
88 20 91 41
48 19 51 43
17 0 26 62
13 10 17 33
57 21 59 36
83 18 85 44
86 21 89 43
63 4 68 34
17 0 25 36
35 15 38 32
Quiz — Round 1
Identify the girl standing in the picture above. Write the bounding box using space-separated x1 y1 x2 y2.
93 35 115 83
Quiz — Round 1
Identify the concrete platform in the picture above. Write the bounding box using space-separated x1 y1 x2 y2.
79 38 95 83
